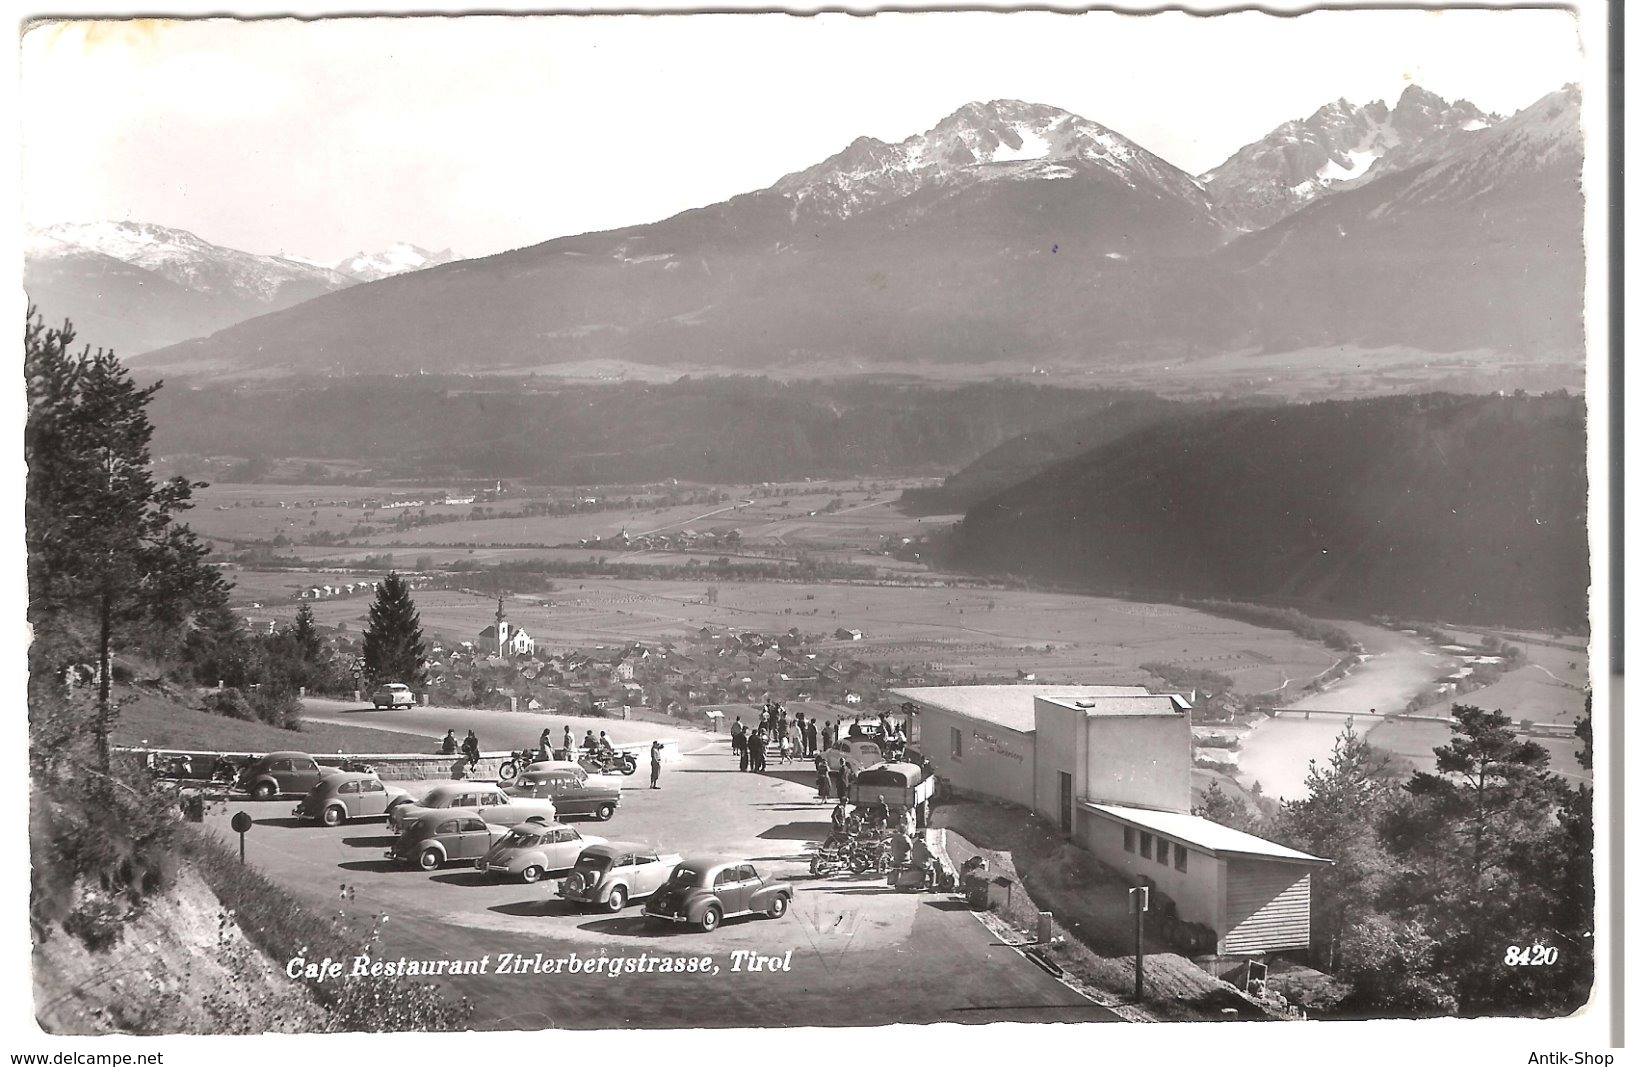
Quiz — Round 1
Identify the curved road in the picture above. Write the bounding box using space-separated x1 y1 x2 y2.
206 738 1117 1028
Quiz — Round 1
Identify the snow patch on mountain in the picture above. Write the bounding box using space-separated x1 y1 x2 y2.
336 243 459 281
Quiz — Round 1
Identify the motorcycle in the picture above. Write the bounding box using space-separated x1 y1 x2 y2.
209 756 243 790
579 748 638 776
338 757 376 775
498 749 539 780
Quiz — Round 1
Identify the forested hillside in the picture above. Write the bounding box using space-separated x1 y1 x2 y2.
147 377 1152 483
947 393 1587 629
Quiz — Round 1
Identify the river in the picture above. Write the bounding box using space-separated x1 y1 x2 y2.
1234 621 1437 802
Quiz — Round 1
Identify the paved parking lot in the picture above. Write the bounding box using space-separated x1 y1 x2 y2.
205 738 1117 1028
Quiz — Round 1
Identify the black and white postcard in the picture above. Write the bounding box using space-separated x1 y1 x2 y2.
11 2 1617 1062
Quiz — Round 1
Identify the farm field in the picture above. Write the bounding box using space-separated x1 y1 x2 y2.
1409 630 1590 725
284 579 1335 697
1366 718 1589 786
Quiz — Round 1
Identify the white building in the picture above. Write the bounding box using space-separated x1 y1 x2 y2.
476 597 535 658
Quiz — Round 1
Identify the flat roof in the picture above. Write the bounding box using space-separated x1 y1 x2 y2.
1083 803 1330 865
1037 694 1192 717
889 685 1151 733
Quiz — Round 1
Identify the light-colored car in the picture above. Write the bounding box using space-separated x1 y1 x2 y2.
643 857 794 932
243 751 328 799
370 682 416 708
505 768 622 820
293 771 414 826
558 841 682 913
476 820 607 883
821 737 887 776
385 811 500 870
388 783 555 833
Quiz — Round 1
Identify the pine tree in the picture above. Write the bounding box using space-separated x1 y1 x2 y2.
1274 719 1397 969
25 310 225 779
1380 704 1574 1013
362 573 426 689
292 603 324 664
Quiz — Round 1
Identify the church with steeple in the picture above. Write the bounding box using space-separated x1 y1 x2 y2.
476 596 535 658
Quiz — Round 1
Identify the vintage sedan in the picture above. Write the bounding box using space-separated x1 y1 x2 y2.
558 841 682 913
821 737 887 776
385 811 500 870
242 751 328 799
293 771 414 826
388 784 555 833
504 767 621 820
643 857 794 932
476 820 607 883
370 682 416 708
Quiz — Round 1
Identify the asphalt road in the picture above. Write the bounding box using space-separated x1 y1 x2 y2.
206 737 1117 1029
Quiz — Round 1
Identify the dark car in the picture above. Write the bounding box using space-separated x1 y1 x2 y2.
384 810 501 870
643 857 793 932
243 751 327 799
504 768 621 820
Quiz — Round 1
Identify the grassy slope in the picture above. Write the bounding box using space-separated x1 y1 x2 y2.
113 686 439 754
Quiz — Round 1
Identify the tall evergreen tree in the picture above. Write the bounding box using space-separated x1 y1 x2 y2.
25 310 225 778
362 573 426 689
292 602 324 664
1274 720 1397 969
1380 704 1575 1013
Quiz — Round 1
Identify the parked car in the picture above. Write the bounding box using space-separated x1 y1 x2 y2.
385 811 500 870
510 759 592 778
643 857 794 932
558 841 682 913
242 751 328 799
476 820 607 883
293 771 414 826
388 784 555 833
504 767 621 820
370 682 416 708
821 737 887 776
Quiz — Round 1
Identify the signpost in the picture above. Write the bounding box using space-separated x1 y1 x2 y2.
1129 885 1149 1001
231 811 254 864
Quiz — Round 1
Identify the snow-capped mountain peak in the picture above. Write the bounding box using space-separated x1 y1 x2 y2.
769 98 1207 224
335 243 460 282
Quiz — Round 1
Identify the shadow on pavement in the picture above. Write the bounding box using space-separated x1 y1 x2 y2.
756 821 829 841
429 871 492 887
813 886 898 896
489 899 582 918
337 859 409 873
924 899 972 912
578 915 689 938
763 769 818 788
342 834 396 849
252 817 309 828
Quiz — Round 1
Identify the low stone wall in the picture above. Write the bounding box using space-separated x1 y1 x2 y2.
119 738 685 784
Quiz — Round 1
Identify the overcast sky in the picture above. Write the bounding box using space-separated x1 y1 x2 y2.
19 6 1584 263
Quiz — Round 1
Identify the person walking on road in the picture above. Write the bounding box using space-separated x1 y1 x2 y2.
649 740 663 789
814 755 832 802
738 731 751 772
749 728 768 773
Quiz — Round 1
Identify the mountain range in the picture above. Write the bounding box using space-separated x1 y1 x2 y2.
31 84 1583 383
22 222 457 357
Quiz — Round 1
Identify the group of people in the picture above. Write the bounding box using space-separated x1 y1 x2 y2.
729 702 841 771
441 729 482 769
534 725 617 764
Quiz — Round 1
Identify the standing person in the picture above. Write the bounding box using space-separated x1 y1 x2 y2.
731 716 746 756
821 720 834 752
814 755 832 802
561 725 575 761
833 759 849 804
839 760 855 805
803 717 817 756
738 729 751 772
538 729 554 762
750 728 768 773
778 730 793 765
648 740 663 789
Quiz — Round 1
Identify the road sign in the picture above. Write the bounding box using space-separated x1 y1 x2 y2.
231 811 254 863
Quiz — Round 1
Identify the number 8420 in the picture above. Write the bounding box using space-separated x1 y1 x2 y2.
1503 944 1559 966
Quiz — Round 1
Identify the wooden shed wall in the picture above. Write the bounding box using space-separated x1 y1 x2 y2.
1219 858 1313 954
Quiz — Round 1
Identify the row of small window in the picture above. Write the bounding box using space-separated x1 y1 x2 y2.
1124 826 1187 872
